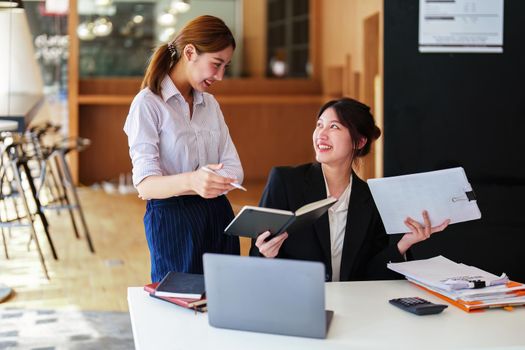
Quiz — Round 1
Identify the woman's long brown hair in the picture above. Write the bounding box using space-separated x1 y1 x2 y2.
141 15 236 95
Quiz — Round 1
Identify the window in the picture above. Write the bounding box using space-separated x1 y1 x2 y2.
267 0 309 78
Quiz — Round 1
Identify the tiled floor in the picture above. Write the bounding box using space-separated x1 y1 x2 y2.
0 307 133 349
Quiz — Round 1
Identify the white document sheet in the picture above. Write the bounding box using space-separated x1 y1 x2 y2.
418 0 504 53
387 255 507 293
367 167 481 234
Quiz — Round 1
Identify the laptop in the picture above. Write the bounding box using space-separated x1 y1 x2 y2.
203 253 334 339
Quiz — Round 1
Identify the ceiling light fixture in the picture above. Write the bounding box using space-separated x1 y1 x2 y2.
170 0 190 14
77 20 96 41
92 16 113 37
0 0 22 9
157 12 176 26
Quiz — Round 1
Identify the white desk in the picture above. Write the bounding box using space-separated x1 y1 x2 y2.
128 281 525 350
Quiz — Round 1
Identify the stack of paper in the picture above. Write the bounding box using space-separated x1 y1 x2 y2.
388 256 525 312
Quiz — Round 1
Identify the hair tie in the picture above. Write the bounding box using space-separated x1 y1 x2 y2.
167 42 177 59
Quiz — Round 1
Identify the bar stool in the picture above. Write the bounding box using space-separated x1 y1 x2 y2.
0 120 17 259
0 120 50 279
27 123 95 253
37 136 95 253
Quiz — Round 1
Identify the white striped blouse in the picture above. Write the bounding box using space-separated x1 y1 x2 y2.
124 75 243 187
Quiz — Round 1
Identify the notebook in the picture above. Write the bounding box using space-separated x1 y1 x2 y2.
154 271 205 299
224 197 336 238
203 253 333 339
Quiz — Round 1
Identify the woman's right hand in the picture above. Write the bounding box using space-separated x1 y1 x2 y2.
255 231 289 258
190 163 236 198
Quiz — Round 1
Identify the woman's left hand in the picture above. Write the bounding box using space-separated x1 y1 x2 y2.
397 210 450 255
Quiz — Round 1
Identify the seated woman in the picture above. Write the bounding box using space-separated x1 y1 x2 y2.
250 97 450 281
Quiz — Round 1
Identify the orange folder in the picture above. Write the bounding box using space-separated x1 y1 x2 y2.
410 281 525 313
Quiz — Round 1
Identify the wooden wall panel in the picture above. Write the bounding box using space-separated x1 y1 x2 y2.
78 100 322 184
324 66 344 98
79 105 131 184
320 0 382 94
363 13 379 110
79 78 321 96
309 0 322 79
79 78 141 95
221 102 320 182
360 12 380 181
67 0 79 183
242 0 266 77
209 78 321 95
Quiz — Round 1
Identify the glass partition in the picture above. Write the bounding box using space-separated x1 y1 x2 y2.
73 0 311 79
6 0 313 84
75 0 243 78
77 1 156 77
267 0 309 78
23 0 69 96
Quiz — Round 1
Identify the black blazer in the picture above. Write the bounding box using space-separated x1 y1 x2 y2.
250 163 405 281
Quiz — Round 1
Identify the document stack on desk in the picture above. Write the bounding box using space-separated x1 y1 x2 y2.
143 272 207 312
388 256 525 312
144 282 207 312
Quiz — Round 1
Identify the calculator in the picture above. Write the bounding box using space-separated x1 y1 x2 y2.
389 297 448 315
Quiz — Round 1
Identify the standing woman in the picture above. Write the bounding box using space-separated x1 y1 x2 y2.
251 98 449 281
124 15 243 282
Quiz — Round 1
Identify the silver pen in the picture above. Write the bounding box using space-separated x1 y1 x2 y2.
201 166 247 191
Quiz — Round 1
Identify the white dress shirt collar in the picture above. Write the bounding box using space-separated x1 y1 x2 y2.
323 171 352 210
160 75 205 106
